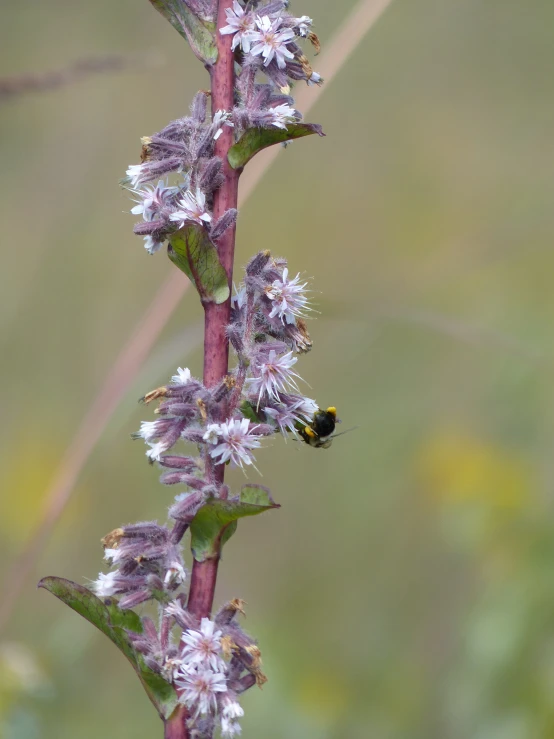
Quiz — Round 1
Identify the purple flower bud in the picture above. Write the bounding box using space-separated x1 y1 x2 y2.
146 573 165 591
169 491 204 522
190 90 209 122
199 157 225 193
158 455 199 471
215 599 247 627
122 522 169 541
226 322 245 355
210 208 238 241
160 471 205 488
170 519 189 544
245 250 272 276
142 616 159 642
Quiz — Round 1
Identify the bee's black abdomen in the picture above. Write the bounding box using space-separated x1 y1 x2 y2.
312 410 336 438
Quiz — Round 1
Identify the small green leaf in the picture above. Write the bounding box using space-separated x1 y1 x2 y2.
168 225 230 304
228 124 325 170
149 0 218 65
239 400 261 424
38 577 177 719
190 486 280 562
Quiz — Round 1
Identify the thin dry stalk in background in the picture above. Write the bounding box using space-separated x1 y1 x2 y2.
0 53 163 102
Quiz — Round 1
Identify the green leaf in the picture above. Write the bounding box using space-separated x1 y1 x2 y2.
190 486 280 562
149 0 218 65
38 577 177 719
168 225 230 304
228 123 325 170
239 400 261 424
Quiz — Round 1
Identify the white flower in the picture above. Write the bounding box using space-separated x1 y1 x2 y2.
266 103 297 130
203 423 222 446
130 180 178 220
143 234 164 255
263 401 307 440
181 618 226 673
222 699 244 720
212 109 234 141
307 71 322 86
172 367 192 385
92 571 118 597
250 15 295 69
162 656 184 682
296 396 318 419
221 716 242 737
231 284 247 310
103 548 123 564
164 562 186 587
207 418 262 470
176 667 227 717
169 188 212 228
265 268 311 324
248 350 302 406
126 163 145 188
166 600 185 617
295 15 313 36
219 0 257 53
137 420 159 442
146 441 167 462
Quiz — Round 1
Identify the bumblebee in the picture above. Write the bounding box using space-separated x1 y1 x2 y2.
298 407 338 449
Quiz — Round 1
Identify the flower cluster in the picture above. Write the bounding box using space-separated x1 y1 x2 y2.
123 0 321 256
133 252 317 476
221 1 320 83
125 600 265 738
92 522 186 610
88 249 322 736
125 91 236 254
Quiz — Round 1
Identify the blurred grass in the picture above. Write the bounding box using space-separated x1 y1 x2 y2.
2 0 554 737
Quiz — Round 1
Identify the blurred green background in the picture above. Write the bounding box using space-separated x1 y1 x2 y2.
2 0 554 737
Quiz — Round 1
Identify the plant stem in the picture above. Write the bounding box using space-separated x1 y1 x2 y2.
164 707 189 739
188 0 239 621
164 4 239 737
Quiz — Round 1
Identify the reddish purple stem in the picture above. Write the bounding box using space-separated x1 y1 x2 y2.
164 2 240 736
189 0 239 626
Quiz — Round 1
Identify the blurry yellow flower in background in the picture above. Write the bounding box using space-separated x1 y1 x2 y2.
0 434 87 547
417 430 531 511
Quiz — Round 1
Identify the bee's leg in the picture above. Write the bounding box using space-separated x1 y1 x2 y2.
303 426 318 439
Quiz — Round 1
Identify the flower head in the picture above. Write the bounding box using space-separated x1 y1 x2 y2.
164 561 187 587
205 418 262 470
266 104 298 130
146 441 168 462
131 180 178 220
172 367 192 385
295 15 313 37
220 0 257 53
221 716 242 737
92 571 118 597
265 268 311 324
251 16 295 69
219 695 244 737
263 399 310 439
212 109 235 140
248 350 302 406
169 188 212 228
126 163 146 188
181 618 226 672
175 667 227 717
143 234 164 255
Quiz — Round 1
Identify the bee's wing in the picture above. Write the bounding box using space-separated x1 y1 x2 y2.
329 426 358 439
